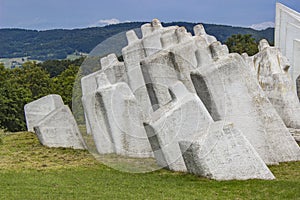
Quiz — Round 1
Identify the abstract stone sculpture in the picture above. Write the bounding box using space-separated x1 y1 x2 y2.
79 19 300 180
24 95 85 149
123 20 299 165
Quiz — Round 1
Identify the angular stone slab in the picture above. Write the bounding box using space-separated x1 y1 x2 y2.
34 105 85 149
122 30 153 117
81 91 115 154
179 121 275 180
122 19 181 115
81 53 128 135
24 94 64 132
81 70 103 135
94 73 153 158
251 40 300 129
144 82 213 171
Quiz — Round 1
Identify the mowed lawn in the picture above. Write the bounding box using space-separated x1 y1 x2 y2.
0 131 299 200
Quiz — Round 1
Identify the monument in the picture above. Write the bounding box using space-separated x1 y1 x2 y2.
24 94 86 149
24 14 300 180
78 19 300 180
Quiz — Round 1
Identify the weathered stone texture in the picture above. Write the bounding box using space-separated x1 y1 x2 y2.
144 82 213 171
179 121 275 180
24 94 64 132
25 95 85 149
251 40 300 129
34 105 85 149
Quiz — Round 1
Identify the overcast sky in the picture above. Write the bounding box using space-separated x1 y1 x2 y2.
0 0 300 30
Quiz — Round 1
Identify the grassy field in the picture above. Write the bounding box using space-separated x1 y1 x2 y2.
0 131 299 200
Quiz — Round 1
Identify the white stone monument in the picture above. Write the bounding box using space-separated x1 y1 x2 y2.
24 94 64 132
24 95 85 149
79 19 300 180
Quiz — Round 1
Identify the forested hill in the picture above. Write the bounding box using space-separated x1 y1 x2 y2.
0 22 274 61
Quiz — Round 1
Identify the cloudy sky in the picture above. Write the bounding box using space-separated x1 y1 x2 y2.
0 0 300 30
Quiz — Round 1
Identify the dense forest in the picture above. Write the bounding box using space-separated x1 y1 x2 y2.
0 22 274 61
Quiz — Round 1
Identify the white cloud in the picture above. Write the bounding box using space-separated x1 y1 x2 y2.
249 21 275 30
90 18 130 27
98 18 121 25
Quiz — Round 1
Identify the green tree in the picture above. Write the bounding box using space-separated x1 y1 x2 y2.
15 62 54 99
0 82 32 131
39 57 84 77
0 62 53 131
53 64 80 109
225 34 258 56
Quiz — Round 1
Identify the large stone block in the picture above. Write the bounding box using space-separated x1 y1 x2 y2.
122 30 153 116
179 121 275 180
94 73 153 157
24 94 64 132
24 95 85 149
34 105 85 149
81 53 128 135
144 82 213 171
251 40 300 129
81 70 103 135
81 91 115 154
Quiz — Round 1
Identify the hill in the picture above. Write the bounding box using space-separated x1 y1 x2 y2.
0 22 274 61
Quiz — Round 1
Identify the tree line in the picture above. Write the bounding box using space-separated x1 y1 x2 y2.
0 22 273 61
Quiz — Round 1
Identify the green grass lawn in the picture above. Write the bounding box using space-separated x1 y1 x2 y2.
0 131 299 200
